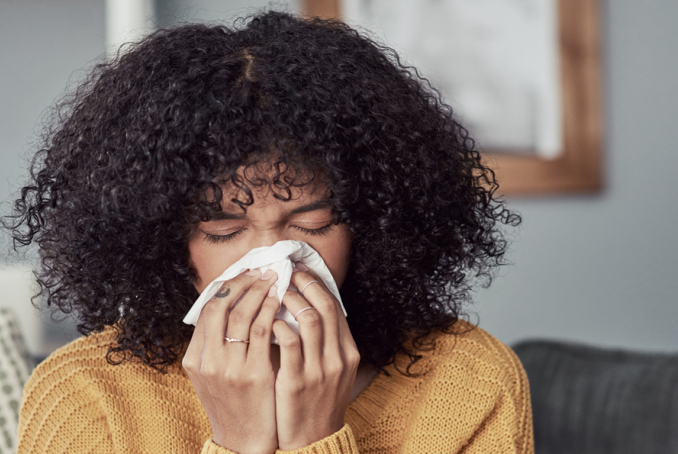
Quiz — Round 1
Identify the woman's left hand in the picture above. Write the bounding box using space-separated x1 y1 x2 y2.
272 266 361 450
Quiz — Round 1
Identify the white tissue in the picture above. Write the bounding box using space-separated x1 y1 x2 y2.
182 240 346 341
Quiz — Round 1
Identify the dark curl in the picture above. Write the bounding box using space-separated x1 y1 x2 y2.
5 11 519 373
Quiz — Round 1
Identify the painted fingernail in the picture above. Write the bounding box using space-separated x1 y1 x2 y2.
295 263 308 272
260 269 276 280
245 269 261 277
268 285 278 298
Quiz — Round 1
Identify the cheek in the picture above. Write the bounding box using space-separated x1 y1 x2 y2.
310 225 352 288
187 232 245 293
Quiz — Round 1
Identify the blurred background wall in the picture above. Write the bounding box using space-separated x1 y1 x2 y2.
0 0 676 358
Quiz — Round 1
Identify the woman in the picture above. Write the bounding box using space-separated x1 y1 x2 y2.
9 11 531 454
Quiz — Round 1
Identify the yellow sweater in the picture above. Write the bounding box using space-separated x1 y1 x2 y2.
18 321 533 453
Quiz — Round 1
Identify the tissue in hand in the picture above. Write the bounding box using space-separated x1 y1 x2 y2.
182 240 346 340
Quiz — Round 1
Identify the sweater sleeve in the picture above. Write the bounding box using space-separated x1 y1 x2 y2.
201 439 241 454
18 355 238 454
276 424 359 454
200 425 358 454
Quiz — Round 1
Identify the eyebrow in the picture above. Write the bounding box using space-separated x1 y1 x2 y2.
289 199 333 214
207 199 333 221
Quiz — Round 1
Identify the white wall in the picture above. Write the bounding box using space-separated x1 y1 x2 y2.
0 0 106 356
476 0 678 351
156 0 300 26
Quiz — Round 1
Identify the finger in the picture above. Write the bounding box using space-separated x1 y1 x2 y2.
273 319 303 375
246 287 279 364
224 270 278 352
282 290 323 365
335 302 357 354
183 301 206 376
182 311 223 424
202 270 262 361
290 268 340 352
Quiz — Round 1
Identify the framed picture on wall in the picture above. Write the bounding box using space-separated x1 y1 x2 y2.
302 0 603 196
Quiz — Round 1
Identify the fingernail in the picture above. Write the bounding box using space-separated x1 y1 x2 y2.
245 269 261 277
295 263 308 272
268 285 278 298
260 269 276 280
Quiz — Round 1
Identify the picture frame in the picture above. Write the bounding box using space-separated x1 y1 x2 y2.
301 0 603 196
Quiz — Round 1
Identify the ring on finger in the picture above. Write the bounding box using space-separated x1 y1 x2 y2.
224 337 250 344
293 306 316 321
300 280 319 295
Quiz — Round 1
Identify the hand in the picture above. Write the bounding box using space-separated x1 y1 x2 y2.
182 269 280 454
272 266 361 450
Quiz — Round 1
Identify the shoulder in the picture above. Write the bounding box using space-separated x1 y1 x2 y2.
18 328 118 452
23 327 117 397
418 320 530 403
20 328 179 433
395 320 532 422
20 327 123 424
433 320 527 386
18 327 197 453
22 326 188 407
402 321 533 452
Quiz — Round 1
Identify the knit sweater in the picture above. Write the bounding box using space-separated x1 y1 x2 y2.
18 321 533 453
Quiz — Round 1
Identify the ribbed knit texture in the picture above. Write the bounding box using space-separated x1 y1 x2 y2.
0 307 34 454
17 320 533 453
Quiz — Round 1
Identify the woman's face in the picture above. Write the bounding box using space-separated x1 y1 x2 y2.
188 174 352 294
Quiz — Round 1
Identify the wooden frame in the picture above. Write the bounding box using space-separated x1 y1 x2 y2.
302 0 603 196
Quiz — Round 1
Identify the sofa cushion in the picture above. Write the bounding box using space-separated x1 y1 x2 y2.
513 340 678 454
0 307 35 454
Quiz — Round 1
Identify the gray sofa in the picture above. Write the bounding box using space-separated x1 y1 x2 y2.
514 340 678 454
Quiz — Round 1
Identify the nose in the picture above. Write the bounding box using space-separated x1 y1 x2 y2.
249 229 290 250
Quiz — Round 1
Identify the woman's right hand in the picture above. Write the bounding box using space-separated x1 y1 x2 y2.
182 269 280 454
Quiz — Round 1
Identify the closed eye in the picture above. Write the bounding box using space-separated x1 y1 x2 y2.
202 228 246 244
292 222 334 236
200 223 333 244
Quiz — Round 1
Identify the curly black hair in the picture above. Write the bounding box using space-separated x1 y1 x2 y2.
5 11 519 373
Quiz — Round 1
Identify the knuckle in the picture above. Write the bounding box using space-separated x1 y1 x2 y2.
346 348 361 367
182 356 198 373
316 295 335 312
252 279 274 294
233 271 258 284
228 309 246 325
299 310 322 329
284 290 300 302
250 323 269 339
272 319 287 330
199 361 218 380
238 372 256 387
230 274 249 285
280 336 300 350
247 370 270 387
287 381 305 395
306 370 326 385
201 299 222 315
222 368 247 387
325 360 344 376
262 298 279 311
